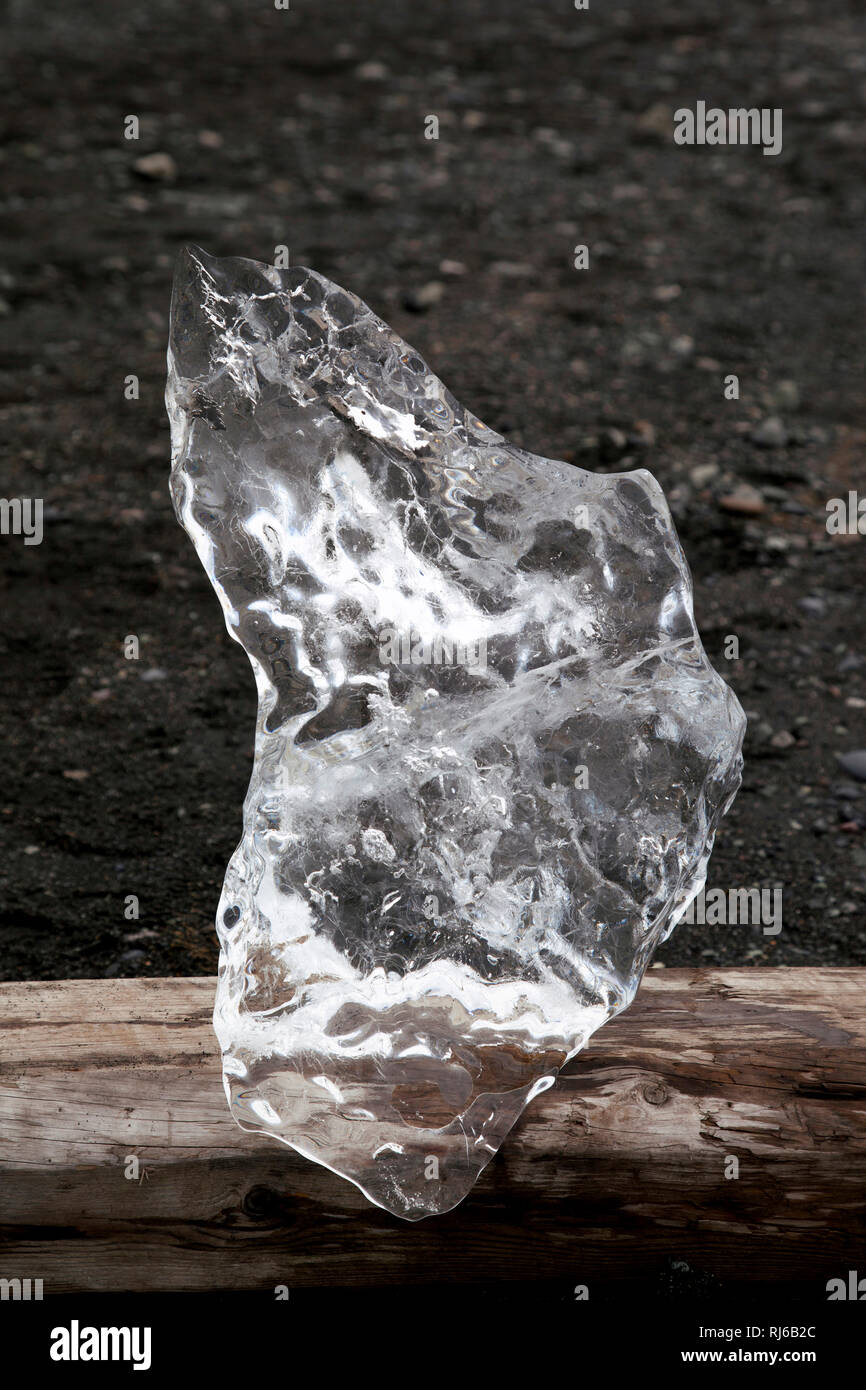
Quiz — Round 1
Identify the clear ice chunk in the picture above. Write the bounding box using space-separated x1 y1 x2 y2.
166 247 745 1219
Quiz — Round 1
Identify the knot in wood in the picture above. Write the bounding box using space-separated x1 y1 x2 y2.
242 1184 283 1220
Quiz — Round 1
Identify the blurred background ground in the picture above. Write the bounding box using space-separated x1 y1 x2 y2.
0 0 864 979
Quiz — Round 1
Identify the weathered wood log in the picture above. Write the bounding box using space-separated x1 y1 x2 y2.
0 969 864 1292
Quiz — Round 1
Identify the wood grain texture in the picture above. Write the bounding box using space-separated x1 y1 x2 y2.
0 969 864 1292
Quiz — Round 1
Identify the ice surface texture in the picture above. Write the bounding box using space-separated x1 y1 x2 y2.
167 247 745 1219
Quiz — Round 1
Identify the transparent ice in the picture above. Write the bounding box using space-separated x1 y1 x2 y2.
167 247 745 1219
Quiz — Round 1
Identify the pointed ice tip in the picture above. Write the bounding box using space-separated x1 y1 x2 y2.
170 245 229 319
168 246 221 380
173 243 211 283
169 246 292 380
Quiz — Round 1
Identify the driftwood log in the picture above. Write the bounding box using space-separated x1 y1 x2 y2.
0 968 864 1292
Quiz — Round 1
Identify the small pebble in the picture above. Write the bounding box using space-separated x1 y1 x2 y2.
403 281 444 312
671 334 694 357
770 730 796 749
837 750 866 782
772 380 800 411
798 595 827 617
719 484 765 516
132 151 177 181
690 462 719 487
354 60 388 80
751 416 788 448
635 103 672 139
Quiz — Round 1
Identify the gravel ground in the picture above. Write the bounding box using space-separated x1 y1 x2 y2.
1 0 864 980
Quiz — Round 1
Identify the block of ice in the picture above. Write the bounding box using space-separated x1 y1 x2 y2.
167 247 745 1219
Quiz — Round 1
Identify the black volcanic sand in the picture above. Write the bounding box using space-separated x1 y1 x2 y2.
1 0 864 980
